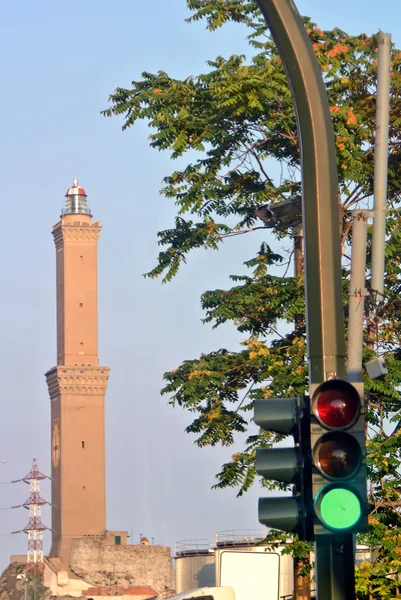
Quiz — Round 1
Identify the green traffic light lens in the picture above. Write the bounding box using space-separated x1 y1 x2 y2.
318 487 361 531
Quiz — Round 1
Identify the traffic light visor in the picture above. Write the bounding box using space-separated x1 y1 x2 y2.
313 380 360 429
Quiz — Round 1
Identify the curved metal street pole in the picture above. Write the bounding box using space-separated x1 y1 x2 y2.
255 1 351 599
255 0 345 383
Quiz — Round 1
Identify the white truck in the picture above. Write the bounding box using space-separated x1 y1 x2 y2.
218 550 280 599
171 547 281 600
168 587 236 600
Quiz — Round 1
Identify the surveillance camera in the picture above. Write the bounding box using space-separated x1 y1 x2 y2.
365 357 388 380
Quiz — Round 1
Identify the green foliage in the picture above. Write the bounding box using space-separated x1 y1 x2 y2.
104 1 401 596
356 535 401 599
103 16 401 278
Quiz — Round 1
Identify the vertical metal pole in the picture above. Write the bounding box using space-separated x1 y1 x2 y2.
347 212 369 383
371 32 391 298
293 223 304 335
255 2 349 598
315 535 356 599
292 223 310 600
293 223 303 279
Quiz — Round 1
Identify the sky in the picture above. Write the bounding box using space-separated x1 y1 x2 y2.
0 0 399 572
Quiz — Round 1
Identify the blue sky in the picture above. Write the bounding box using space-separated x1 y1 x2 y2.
0 0 399 570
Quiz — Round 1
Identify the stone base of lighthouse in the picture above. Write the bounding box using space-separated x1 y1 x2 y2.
7 535 175 599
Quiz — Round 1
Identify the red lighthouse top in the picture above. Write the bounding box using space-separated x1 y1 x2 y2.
65 178 87 197
63 178 91 216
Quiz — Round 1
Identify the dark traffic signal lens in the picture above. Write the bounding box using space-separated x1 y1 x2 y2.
313 380 360 429
314 432 360 479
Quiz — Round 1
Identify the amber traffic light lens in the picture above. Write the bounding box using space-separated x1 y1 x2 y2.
314 432 360 479
313 380 360 429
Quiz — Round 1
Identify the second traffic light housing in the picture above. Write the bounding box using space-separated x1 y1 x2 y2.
254 396 313 541
310 379 368 536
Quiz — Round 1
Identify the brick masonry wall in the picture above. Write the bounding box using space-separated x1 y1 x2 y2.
69 539 175 596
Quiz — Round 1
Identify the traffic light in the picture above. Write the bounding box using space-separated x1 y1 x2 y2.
254 396 313 541
310 379 368 535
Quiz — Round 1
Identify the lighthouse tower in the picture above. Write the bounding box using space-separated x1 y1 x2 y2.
46 180 110 562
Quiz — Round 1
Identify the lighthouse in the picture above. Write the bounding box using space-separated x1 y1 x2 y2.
45 180 110 562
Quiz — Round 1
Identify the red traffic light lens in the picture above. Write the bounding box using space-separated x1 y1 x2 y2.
313 380 360 429
314 432 361 479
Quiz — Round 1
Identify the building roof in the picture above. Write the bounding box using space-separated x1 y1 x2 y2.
127 588 157 596
84 585 158 597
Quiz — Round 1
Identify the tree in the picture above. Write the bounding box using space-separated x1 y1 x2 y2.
103 1 401 597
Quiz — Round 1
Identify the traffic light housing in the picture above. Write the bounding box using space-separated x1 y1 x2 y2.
254 396 313 541
310 379 368 535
